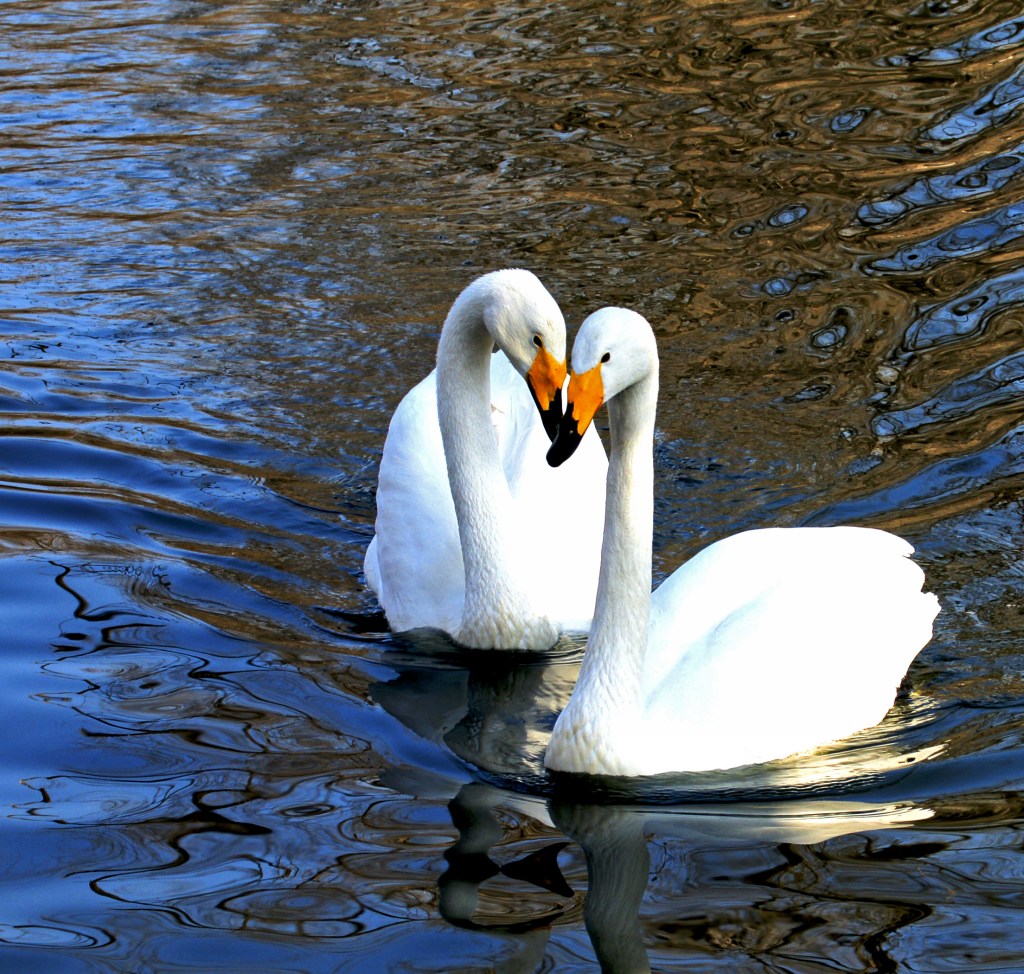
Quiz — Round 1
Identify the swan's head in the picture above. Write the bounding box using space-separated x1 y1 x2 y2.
475 269 567 439
547 307 656 467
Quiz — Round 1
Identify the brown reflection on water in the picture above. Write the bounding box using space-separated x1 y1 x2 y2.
9 0 1024 567
211 0 1024 567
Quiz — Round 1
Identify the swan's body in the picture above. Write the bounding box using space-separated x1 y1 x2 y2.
364 270 606 650
544 308 939 775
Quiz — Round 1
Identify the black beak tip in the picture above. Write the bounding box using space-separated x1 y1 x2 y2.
539 408 560 442
535 388 564 442
546 420 582 468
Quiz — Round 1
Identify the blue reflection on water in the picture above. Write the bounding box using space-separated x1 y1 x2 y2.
857 147 1024 229
925 60 1024 142
867 201 1024 275
903 267 1024 350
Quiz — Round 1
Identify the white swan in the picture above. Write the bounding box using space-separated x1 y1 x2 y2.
544 307 940 775
364 270 606 650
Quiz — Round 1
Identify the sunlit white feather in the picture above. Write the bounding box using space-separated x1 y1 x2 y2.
545 308 939 775
364 270 606 649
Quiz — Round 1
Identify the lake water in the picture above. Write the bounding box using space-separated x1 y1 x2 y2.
4 0 1024 971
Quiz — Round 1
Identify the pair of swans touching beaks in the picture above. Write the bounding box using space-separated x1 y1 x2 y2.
364 269 940 778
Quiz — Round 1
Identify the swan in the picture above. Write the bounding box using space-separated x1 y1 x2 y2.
544 307 940 775
364 270 606 650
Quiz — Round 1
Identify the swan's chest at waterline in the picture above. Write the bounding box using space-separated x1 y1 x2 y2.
455 604 560 651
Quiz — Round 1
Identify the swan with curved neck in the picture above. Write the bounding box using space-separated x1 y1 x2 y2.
545 307 939 775
364 270 606 650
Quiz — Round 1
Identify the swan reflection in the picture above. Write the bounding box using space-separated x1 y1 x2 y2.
438 781 932 974
371 639 943 973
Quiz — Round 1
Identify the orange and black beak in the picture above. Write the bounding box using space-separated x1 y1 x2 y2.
547 363 604 467
526 345 567 441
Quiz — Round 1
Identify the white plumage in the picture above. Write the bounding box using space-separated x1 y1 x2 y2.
364 270 606 650
544 307 939 775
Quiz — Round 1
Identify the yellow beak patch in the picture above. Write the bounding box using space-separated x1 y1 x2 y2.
526 344 567 412
566 363 605 436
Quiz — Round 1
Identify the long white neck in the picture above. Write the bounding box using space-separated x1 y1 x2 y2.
547 371 657 771
435 288 552 649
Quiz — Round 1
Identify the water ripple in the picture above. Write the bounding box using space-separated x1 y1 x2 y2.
857 146 1024 229
884 14 1024 65
902 266 1024 351
867 201 1024 275
924 60 1024 143
874 350 1024 438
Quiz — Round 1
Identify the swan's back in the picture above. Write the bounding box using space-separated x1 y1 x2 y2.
644 526 939 772
364 368 464 633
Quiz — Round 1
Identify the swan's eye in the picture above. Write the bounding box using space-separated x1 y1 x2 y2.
601 352 611 363
533 335 543 348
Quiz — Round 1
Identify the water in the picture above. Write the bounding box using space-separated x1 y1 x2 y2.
3 0 1024 970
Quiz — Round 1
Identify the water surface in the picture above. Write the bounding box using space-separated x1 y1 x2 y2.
4 0 1024 970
